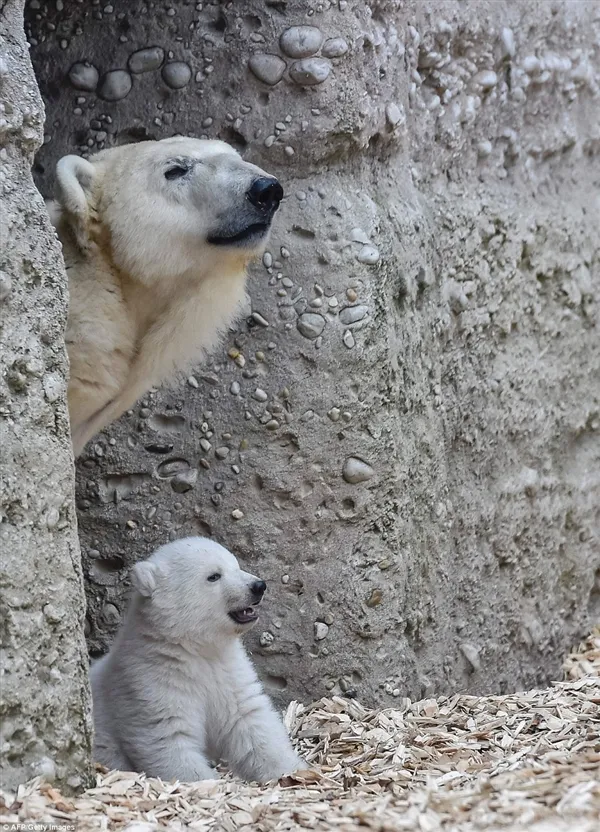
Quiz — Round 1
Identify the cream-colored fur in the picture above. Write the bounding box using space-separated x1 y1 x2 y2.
47 137 282 456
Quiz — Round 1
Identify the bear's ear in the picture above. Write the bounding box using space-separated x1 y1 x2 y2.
132 560 161 598
55 155 97 249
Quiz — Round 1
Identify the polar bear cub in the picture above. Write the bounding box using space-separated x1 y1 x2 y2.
90 537 304 783
47 137 283 456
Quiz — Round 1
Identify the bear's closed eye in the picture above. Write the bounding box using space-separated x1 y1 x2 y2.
207 573 221 582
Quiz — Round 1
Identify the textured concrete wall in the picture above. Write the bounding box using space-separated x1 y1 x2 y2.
26 0 599 708
0 0 92 790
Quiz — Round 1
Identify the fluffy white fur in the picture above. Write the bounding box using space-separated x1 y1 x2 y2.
90 537 304 783
47 137 282 456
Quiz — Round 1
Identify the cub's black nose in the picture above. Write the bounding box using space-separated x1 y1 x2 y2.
251 579 267 599
247 178 283 212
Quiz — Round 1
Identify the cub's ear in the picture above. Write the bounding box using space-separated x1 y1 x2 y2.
55 155 97 249
131 560 161 598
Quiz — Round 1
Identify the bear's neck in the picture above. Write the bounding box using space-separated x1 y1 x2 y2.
122 596 244 662
96 241 250 348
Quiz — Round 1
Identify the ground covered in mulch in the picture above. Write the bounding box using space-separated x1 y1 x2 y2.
1 630 598 831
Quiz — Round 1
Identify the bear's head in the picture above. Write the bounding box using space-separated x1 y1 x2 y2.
54 137 283 286
131 536 267 644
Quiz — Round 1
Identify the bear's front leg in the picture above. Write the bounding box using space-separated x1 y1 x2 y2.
125 726 218 784
141 739 219 783
218 660 304 783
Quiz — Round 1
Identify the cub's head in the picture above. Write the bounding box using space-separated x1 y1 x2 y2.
131 536 267 645
53 136 283 284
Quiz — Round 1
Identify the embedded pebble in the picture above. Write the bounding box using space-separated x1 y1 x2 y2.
289 58 332 86
500 27 516 59
366 589 383 608
343 457 375 484
522 55 541 75
314 622 329 640
171 469 198 493
128 46 165 74
200 438 211 452
266 420 280 431
460 642 482 672
43 374 63 404
328 407 341 422
342 330 355 349
252 312 269 327
279 26 324 59
98 70 132 101
477 140 493 158
162 61 192 89
473 70 498 90
230 381 240 395
294 298 308 315
249 54 286 86
351 228 371 244
215 447 230 460
263 252 273 268
297 313 326 340
260 631 275 647
322 37 349 58
68 62 99 91
339 304 368 325
385 103 404 127
231 509 244 520
45 508 60 529
346 288 358 302
253 388 268 402
357 245 380 265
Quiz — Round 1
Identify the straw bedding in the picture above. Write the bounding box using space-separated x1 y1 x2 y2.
1 629 598 831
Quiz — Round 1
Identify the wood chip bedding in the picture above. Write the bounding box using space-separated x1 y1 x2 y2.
1 629 598 831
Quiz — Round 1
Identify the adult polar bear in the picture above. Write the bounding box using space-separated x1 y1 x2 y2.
48 137 283 456
90 537 304 783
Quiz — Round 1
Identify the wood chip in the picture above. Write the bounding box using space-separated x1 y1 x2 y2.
1 629 598 831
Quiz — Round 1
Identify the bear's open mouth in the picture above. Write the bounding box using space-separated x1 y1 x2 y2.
207 222 270 247
229 607 259 625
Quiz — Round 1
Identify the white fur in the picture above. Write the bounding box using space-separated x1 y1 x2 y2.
47 137 280 456
90 537 304 783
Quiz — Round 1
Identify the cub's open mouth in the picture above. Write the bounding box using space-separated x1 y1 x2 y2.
228 607 259 625
207 222 270 247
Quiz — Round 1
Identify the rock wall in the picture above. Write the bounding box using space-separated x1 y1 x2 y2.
0 0 92 790
26 0 600 707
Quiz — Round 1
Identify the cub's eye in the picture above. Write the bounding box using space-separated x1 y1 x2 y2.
207 573 221 583
164 164 189 180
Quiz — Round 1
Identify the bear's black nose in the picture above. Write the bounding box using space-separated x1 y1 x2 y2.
247 178 283 212
251 579 267 599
